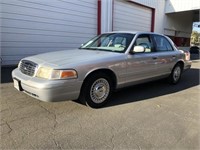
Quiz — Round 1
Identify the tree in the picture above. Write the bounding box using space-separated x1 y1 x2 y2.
191 31 200 45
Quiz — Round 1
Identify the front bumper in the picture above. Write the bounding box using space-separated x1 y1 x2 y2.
12 68 82 102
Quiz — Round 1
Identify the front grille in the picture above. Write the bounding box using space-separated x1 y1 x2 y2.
19 60 37 77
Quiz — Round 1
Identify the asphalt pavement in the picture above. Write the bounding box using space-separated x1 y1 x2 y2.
0 58 200 149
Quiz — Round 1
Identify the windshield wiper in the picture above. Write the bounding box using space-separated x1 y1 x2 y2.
79 47 124 53
79 47 97 50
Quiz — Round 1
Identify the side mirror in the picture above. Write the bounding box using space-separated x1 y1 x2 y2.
133 46 145 53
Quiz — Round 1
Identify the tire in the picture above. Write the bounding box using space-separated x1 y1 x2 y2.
79 73 113 108
168 64 182 84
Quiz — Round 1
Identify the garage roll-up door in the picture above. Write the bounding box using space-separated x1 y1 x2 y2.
1 0 97 66
113 0 152 32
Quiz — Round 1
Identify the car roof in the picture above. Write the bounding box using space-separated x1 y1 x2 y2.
103 31 165 36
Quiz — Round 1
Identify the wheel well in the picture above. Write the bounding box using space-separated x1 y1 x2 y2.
176 61 184 71
82 69 117 89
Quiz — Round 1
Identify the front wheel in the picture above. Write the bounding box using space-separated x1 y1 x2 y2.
79 73 113 108
168 64 182 84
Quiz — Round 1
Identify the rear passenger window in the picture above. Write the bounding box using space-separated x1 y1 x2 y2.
153 35 174 51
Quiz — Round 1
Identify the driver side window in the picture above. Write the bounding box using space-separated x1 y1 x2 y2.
134 34 153 53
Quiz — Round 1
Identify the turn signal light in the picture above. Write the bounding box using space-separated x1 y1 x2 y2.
61 70 77 79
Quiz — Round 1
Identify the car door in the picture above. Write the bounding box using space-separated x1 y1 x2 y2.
126 34 159 83
152 34 178 76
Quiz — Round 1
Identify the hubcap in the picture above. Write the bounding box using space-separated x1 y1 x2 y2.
173 66 181 82
90 78 110 103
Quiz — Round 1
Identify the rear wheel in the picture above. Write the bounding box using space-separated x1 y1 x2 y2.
79 73 113 108
169 64 182 84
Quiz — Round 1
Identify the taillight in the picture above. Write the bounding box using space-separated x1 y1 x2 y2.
184 51 190 61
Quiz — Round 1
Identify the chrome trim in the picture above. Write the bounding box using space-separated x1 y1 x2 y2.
19 60 38 77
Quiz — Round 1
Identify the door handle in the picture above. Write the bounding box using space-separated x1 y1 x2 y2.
152 57 157 60
172 56 176 59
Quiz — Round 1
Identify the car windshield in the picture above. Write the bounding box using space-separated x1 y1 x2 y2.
79 33 135 53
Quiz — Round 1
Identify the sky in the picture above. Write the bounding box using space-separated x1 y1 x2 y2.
193 22 200 33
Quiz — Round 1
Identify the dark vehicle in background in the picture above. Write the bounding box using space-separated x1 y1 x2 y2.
190 45 200 54
190 45 200 60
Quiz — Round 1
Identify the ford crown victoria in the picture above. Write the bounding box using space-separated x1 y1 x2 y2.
12 31 192 108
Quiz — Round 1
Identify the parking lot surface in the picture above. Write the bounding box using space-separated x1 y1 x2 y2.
1 60 200 149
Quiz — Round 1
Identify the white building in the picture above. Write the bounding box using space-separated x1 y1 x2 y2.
0 0 199 66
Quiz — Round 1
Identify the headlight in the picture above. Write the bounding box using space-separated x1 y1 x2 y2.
36 67 77 79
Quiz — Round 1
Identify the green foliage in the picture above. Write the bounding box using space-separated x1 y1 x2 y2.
191 31 200 45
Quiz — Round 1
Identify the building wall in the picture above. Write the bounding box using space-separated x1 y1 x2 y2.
130 0 166 34
113 0 152 32
132 0 195 47
1 0 197 66
165 0 200 13
164 11 193 38
100 0 166 34
101 0 113 33
1 0 97 65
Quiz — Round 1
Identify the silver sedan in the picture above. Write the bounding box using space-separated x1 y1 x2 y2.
12 31 192 108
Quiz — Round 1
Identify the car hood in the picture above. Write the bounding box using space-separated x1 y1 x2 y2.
24 49 123 68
